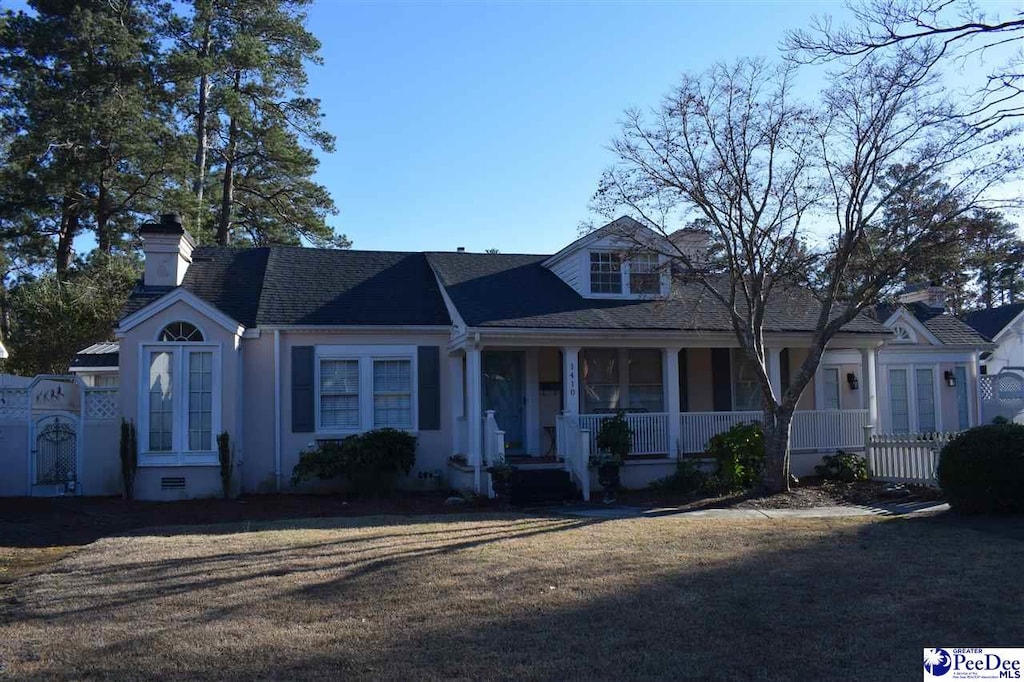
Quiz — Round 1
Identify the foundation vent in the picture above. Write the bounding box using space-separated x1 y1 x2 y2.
160 477 186 491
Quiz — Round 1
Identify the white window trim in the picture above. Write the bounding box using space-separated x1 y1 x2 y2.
137 341 223 467
883 364 942 433
314 345 418 435
584 249 668 299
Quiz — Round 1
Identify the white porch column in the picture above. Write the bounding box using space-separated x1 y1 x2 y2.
466 346 483 491
767 347 782 403
860 346 878 427
970 350 981 427
561 347 580 415
663 347 682 457
448 353 464 456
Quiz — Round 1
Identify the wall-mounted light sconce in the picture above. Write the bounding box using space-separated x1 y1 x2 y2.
944 370 957 388
846 372 859 390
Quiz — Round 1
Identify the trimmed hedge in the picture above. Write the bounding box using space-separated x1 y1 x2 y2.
292 428 417 497
937 423 1024 514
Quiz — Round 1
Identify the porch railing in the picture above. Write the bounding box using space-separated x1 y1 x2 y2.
679 411 763 454
679 409 870 454
790 409 868 450
482 411 506 467
867 429 954 487
555 414 591 501
579 412 668 456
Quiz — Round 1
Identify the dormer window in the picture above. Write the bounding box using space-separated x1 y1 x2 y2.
590 252 622 294
588 250 663 296
629 253 660 294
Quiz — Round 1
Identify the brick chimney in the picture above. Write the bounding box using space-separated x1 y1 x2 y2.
898 284 947 310
139 213 195 287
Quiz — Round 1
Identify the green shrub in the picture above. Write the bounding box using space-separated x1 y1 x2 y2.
594 410 633 464
815 450 868 482
119 419 137 501
292 428 417 497
938 423 1024 514
651 459 706 494
707 422 764 492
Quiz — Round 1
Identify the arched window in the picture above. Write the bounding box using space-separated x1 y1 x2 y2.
159 321 204 342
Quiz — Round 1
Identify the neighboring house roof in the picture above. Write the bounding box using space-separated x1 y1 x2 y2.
123 247 452 328
963 303 1024 341
426 252 884 333
877 303 992 346
70 342 120 370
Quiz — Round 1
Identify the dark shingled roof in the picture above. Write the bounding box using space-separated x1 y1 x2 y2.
877 303 992 346
963 303 1024 341
122 247 451 327
425 252 885 333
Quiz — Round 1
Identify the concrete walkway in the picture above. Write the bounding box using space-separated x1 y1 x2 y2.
555 500 950 520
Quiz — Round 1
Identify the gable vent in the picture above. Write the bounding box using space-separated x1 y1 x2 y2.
160 477 186 491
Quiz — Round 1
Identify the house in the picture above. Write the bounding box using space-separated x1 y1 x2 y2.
1 213 992 499
833 287 993 435
963 303 1024 375
69 342 120 387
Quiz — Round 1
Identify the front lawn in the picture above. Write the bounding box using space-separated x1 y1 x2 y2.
1 512 1022 680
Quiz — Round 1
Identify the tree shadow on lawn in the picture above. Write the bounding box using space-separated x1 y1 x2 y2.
3 511 1023 680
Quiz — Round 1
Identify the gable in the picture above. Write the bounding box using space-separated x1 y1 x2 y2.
882 308 941 346
118 288 245 338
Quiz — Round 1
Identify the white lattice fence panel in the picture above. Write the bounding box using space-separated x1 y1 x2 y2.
0 389 29 421
85 389 119 421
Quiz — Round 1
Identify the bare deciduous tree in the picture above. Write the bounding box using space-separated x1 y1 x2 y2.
593 54 1015 492
785 0 1024 129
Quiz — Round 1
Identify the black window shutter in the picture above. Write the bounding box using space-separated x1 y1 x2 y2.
291 346 315 433
711 348 732 411
417 346 441 430
780 348 790 393
678 349 689 412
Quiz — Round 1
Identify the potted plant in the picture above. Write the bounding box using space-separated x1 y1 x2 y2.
592 410 633 502
485 454 516 498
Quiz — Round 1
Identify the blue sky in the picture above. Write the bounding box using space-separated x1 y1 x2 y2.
308 0 862 254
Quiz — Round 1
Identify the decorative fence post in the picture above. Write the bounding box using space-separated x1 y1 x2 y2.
862 424 875 478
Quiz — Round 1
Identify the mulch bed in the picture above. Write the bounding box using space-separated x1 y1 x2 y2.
609 477 944 512
0 493 498 549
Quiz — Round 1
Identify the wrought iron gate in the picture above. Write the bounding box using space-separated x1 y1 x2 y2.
34 415 78 485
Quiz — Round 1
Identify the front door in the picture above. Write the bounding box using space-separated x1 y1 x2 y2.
483 351 526 454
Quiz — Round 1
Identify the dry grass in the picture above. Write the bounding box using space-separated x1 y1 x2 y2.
1 512 1022 681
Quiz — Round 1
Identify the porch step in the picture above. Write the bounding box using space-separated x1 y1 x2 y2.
508 469 578 506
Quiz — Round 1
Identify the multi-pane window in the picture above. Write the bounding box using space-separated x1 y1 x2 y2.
889 369 910 433
159 321 204 342
320 360 360 429
582 349 620 412
629 253 660 294
589 252 622 294
627 349 663 412
732 350 762 411
142 328 219 464
823 368 841 410
188 352 214 450
916 368 936 432
373 360 413 428
148 351 174 451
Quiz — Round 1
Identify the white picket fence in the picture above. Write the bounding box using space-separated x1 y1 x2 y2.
867 430 955 487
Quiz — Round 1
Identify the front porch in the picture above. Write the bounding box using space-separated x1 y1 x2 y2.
448 340 881 495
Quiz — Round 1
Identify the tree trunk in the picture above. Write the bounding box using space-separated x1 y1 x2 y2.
762 405 795 493
216 70 241 246
193 9 211 223
56 194 79 275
